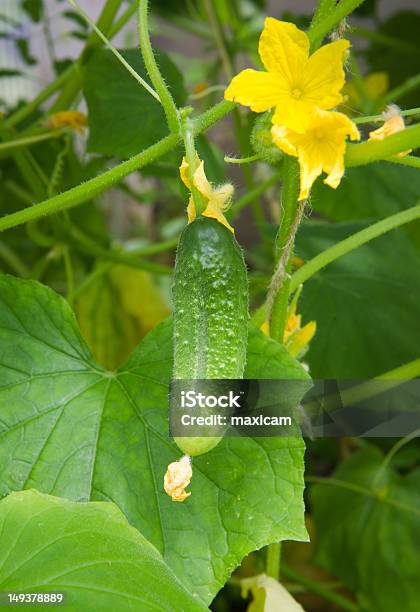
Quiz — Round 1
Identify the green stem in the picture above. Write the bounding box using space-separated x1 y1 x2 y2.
290 203 420 291
224 153 261 164
0 100 235 234
345 123 420 166
265 543 281 579
280 563 358 612
385 155 420 169
138 0 180 133
268 157 300 342
353 107 420 124
308 0 367 51
192 99 235 133
0 130 65 153
0 133 177 233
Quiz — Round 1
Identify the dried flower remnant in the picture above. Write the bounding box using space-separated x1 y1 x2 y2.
369 105 412 157
164 455 192 502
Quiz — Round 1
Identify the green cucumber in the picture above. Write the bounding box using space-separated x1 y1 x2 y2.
172 217 249 456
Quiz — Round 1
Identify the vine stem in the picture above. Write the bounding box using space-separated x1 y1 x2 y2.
266 196 306 329
353 107 420 124
290 203 420 291
265 543 281 580
308 0 367 50
268 157 301 342
345 123 420 166
0 101 235 234
0 130 65 153
138 0 180 133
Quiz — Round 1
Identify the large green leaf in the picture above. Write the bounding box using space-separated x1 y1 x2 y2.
311 163 420 222
0 489 206 611
0 274 309 604
311 445 420 611
84 49 187 158
296 221 420 378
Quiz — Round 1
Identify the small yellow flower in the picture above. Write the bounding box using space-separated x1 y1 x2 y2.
284 302 316 358
164 455 192 502
368 105 412 157
272 109 360 200
48 111 87 134
180 156 234 233
225 17 349 133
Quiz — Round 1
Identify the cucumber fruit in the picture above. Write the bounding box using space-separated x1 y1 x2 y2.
172 217 248 456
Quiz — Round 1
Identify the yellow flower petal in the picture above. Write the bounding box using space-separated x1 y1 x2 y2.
259 17 309 80
286 321 317 358
224 69 287 113
272 97 318 134
203 184 234 233
179 157 235 231
164 455 192 502
187 196 196 224
272 109 359 200
303 39 350 109
192 160 213 199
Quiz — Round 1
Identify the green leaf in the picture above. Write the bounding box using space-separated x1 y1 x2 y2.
311 445 420 611
296 221 420 378
0 489 206 611
75 264 170 369
0 274 309 604
310 163 420 246
84 49 187 158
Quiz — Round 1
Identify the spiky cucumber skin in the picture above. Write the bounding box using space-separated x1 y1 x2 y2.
172 218 248 456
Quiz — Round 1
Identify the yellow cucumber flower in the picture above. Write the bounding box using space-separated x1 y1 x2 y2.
224 17 349 133
368 105 412 157
272 109 360 200
48 111 87 134
180 157 234 233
